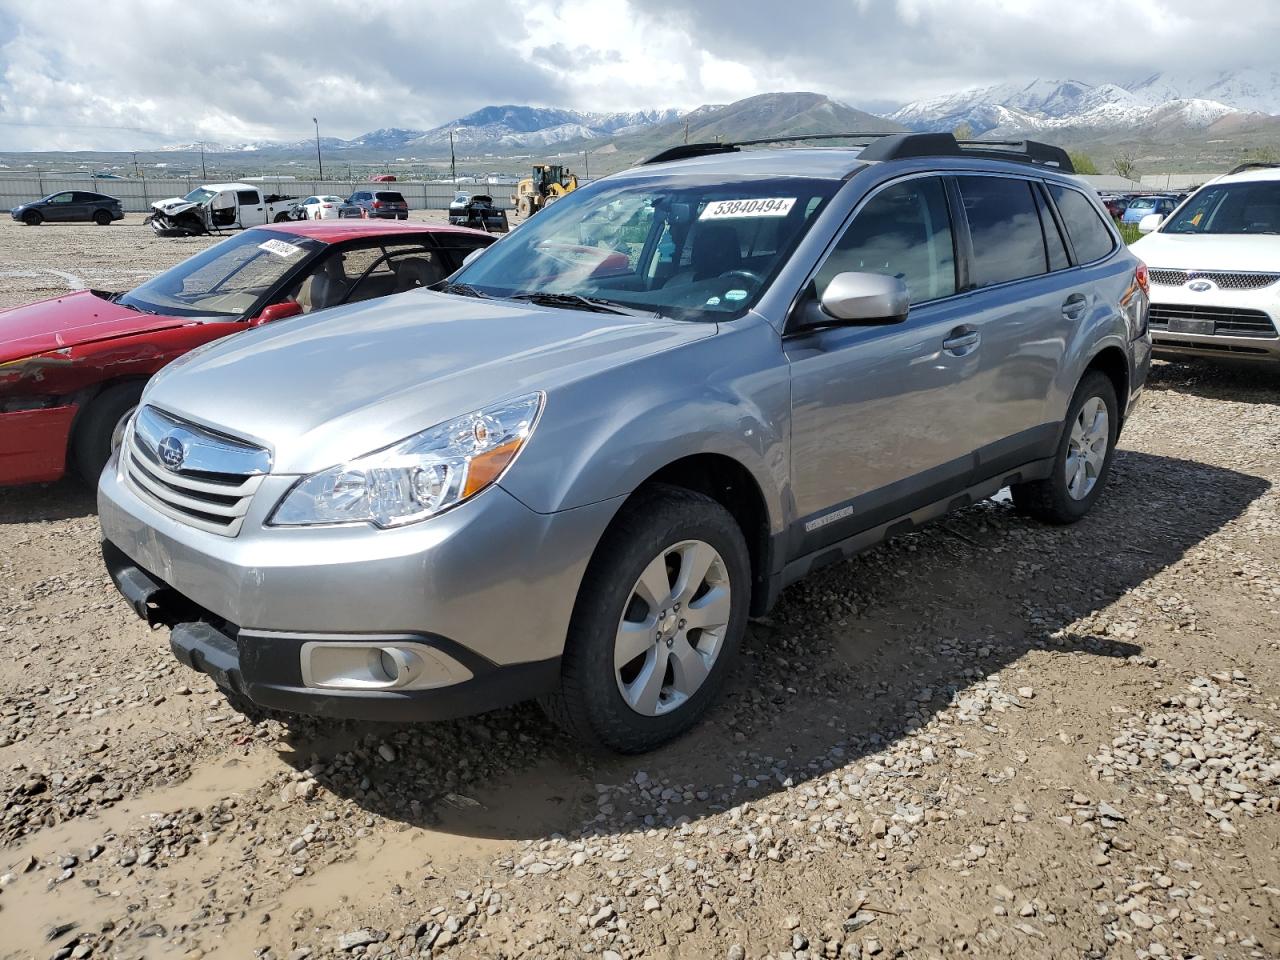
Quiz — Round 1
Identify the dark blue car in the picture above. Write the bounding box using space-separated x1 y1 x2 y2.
10 191 124 225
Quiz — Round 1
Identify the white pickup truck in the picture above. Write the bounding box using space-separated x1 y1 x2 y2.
147 182 300 236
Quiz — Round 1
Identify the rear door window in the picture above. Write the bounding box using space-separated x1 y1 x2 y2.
956 176 1049 288
1047 184 1117 264
1033 187 1071 271
815 176 956 304
376 191 406 204
236 190 260 205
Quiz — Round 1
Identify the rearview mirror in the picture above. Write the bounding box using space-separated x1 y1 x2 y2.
818 272 909 324
462 248 485 267
253 301 303 325
1138 213 1163 234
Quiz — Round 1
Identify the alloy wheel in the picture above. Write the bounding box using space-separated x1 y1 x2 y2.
1065 396 1109 500
614 539 732 716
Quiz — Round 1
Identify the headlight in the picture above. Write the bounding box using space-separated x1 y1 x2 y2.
269 393 543 528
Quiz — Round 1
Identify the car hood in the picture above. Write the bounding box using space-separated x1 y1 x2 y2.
152 196 196 214
0 289 189 364
145 290 716 474
1131 232 1280 272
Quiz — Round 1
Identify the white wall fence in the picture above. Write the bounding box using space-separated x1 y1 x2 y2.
0 177 522 213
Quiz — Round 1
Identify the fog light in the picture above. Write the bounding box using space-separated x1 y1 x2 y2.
299 639 474 691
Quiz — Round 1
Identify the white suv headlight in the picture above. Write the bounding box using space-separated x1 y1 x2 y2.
269 393 543 528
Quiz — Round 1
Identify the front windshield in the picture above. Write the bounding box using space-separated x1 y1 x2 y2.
118 229 322 317
451 174 839 321
1163 182 1280 235
182 187 215 203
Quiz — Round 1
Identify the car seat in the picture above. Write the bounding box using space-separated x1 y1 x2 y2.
296 257 352 312
394 256 445 292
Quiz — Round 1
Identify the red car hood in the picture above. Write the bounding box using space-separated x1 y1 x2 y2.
0 289 191 364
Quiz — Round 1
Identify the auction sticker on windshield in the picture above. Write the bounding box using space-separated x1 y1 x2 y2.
700 198 796 220
258 239 304 258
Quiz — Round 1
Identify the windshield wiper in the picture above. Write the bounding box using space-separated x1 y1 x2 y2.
434 281 491 298
508 292 627 314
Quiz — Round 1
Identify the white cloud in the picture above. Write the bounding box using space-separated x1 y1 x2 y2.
0 0 1273 150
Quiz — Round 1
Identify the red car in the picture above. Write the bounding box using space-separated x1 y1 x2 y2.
0 220 495 487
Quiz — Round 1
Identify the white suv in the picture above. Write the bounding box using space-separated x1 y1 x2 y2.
1132 162 1280 362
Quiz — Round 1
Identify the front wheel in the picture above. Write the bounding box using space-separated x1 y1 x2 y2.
544 485 750 753
1010 370 1118 524
22 210 42 225
72 382 145 487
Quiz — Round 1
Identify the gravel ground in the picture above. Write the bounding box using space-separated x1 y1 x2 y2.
1 217 1278 960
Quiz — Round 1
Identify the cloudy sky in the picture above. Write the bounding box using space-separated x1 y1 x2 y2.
0 0 1273 150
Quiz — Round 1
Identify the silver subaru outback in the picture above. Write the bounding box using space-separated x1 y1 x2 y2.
100 133 1151 753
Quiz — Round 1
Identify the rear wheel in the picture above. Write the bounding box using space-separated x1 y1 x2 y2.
93 209 112 226
22 210 41 225
544 485 750 753
1010 370 1118 524
72 381 145 487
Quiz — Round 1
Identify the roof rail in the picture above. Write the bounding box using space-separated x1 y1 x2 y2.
642 132 899 166
642 132 1075 173
1228 161 1280 176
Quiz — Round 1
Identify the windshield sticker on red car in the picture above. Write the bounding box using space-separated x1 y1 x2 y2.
700 198 796 220
258 239 304 258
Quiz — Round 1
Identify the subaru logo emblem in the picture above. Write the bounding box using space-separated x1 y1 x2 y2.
1187 280 1214 292
157 434 186 470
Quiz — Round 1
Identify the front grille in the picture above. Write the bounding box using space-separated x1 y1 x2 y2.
1149 303 1278 338
1148 268 1280 290
122 406 270 537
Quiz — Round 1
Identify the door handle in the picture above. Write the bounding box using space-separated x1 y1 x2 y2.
942 328 980 355
1062 293 1088 320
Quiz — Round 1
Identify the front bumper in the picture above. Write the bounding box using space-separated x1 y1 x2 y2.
98 457 620 721
0 404 76 485
1150 331 1280 361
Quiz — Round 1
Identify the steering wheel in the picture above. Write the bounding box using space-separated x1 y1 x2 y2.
717 269 765 289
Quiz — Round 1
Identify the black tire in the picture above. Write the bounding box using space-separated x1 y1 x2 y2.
1010 370 1119 524
397 214 407 220
274 212 292 223
71 381 145 487
544 484 751 753
93 209 112 226
22 210 41 225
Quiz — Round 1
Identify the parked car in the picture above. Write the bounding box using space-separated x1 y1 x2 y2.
347 188 409 219
0 221 495 487
1131 162 1280 361
10 191 124 226
369 174 398 182
297 195 360 220
1099 194 1130 219
146 182 301 236
99 133 1150 753
1121 194 1178 224
448 192 509 233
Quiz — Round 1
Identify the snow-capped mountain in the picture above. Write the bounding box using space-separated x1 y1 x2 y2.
889 73 1274 136
406 105 682 149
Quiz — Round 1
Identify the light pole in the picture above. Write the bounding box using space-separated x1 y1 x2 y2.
198 141 207 180
449 129 457 184
313 117 324 181
583 150 589 180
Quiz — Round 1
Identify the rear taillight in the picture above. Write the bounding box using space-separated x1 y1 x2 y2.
372 200 383 209
1135 263 1149 296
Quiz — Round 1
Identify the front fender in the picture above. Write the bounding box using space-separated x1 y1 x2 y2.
499 318 790 535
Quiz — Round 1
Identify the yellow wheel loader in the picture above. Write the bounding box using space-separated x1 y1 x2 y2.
512 164 579 218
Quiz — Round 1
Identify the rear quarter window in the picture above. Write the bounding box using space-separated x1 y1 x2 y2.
957 176 1048 288
1048 184 1116 263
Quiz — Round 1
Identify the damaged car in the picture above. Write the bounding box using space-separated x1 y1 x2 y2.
146 182 302 236
1 220 496 487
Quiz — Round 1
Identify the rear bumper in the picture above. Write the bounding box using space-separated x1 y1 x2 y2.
0 404 75 485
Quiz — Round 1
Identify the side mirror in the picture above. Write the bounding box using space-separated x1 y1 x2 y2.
817 272 909 325
252 301 303 326
1138 213 1163 234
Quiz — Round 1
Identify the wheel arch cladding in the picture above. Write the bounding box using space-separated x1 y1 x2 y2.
625 454 774 616
1084 345 1129 422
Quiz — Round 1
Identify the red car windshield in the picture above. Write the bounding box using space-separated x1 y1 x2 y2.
118 229 323 318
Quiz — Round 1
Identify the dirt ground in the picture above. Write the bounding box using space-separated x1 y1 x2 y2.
1 216 1278 960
